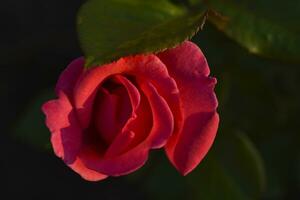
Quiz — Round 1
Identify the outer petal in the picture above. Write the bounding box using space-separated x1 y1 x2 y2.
42 91 81 164
42 91 107 180
69 158 107 181
55 57 84 98
157 41 219 175
78 141 149 177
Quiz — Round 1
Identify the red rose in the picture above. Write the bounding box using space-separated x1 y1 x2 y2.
42 41 219 181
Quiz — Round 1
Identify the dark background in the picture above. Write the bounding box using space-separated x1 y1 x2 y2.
1 0 299 199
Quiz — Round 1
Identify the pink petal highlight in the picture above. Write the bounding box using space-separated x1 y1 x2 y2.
69 158 107 181
78 141 149 176
55 57 84 98
158 41 219 175
172 112 219 175
42 91 81 164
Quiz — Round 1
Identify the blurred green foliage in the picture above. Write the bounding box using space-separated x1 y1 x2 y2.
191 0 300 64
11 0 300 199
208 0 300 64
13 89 54 151
196 21 300 199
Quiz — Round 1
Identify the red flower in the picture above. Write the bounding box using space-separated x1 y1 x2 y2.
42 41 219 181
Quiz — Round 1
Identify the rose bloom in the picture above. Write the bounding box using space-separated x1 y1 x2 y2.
42 41 219 181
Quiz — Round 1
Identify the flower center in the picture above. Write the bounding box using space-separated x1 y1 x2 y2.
82 75 153 157
93 77 132 145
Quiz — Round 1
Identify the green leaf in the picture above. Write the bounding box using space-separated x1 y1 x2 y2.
186 131 266 200
77 0 207 68
207 1 300 63
12 89 54 151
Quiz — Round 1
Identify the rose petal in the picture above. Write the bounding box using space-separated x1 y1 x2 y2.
69 158 107 181
55 57 84 98
93 88 122 144
100 75 141 157
171 112 219 174
78 141 149 176
158 41 219 175
139 81 174 148
104 130 135 157
114 75 140 116
119 90 153 150
42 91 81 164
